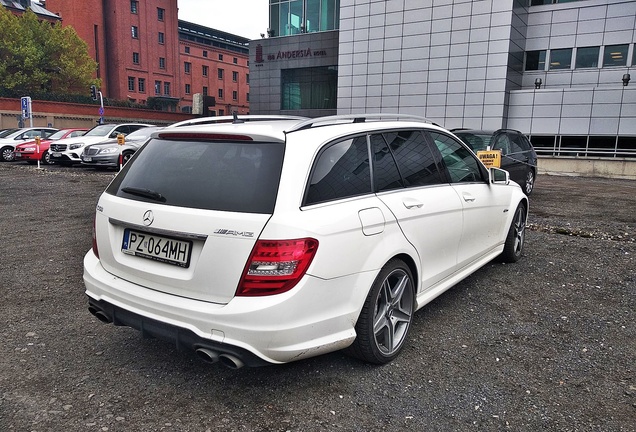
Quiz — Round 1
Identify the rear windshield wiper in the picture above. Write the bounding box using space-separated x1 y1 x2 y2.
121 187 166 202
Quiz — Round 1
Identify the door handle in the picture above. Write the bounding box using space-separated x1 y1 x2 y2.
403 198 423 209
463 193 476 202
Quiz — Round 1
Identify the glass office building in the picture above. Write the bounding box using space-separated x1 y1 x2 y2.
250 0 635 162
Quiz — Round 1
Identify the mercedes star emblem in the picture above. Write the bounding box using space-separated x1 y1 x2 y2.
142 210 154 226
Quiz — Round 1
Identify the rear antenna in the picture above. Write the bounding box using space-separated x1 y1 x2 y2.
232 112 244 124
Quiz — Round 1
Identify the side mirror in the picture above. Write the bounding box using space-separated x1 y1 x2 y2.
490 167 509 185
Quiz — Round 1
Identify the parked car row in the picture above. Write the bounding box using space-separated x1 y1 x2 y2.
5 123 155 168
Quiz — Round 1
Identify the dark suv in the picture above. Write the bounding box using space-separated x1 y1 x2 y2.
452 129 538 195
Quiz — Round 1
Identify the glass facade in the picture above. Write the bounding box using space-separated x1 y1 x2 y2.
281 66 338 110
269 0 339 37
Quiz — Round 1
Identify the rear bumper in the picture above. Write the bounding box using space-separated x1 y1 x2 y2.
87 297 270 367
83 251 375 365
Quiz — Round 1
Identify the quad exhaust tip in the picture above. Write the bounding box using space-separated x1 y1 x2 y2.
195 348 244 369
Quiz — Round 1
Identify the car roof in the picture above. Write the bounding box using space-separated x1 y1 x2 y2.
157 114 445 145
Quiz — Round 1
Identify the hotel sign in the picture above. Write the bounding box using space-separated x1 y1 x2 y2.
255 44 328 65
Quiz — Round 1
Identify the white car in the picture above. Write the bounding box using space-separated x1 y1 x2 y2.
49 123 152 165
84 114 528 368
0 127 58 162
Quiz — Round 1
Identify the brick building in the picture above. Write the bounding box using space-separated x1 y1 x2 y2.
43 0 250 115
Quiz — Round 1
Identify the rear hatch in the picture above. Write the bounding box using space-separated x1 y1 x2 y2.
95 131 286 304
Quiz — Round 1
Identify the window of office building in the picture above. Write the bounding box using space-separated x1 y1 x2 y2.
232 90 238 100
155 81 161 95
549 48 572 70
603 44 629 67
218 88 224 99
218 68 224 79
219 54 223 61
575 46 599 68
128 77 135 92
132 52 140 64
184 62 191 74
185 84 191 94
203 50 208 58
138 78 145 93
281 66 337 110
203 86 208 96
246 73 249 84
131 26 139 39
233 57 238 64
157 7 165 21
203 65 209 76
525 50 546 71
270 0 339 36
130 0 138 13
164 82 170 96
185 46 190 54
232 71 238 82
159 57 166 69
158 32 165 44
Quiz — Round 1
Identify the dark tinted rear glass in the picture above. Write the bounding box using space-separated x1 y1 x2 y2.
106 138 285 213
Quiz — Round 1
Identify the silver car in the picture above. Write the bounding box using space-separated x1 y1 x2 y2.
81 126 162 168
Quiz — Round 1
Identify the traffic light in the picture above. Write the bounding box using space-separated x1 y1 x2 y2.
90 85 97 101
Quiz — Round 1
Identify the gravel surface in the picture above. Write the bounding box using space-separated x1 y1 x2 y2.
1 163 634 431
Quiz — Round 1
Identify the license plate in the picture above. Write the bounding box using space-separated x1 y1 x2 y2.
14 152 21 157
122 229 192 268
51 152 61 157
82 156 92 162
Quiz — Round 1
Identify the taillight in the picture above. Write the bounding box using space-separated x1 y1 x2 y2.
237 238 319 296
92 215 99 258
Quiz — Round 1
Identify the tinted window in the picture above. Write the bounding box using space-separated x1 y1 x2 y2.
107 139 285 214
370 134 403 192
306 136 371 205
381 130 442 188
429 132 485 183
492 134 513 155
511 134 531 153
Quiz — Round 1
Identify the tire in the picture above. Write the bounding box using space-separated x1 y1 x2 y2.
523 169 535 196
499 203 527 263
42 151 51 165
122 151 134 165
346 259 415 364
1 146 15 162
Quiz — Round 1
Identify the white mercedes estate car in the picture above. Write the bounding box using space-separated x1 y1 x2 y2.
84 114 528 369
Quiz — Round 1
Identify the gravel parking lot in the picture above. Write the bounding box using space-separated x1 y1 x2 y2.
1 162 634 431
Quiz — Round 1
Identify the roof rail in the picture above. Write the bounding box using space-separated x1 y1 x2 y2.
285 113 438 133
169 115 308 128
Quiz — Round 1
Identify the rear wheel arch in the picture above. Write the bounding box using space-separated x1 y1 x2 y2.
345 254 418 364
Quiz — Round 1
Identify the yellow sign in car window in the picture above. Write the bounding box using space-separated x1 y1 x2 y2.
477 150 501 168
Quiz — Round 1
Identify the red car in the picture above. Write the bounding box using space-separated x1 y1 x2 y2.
14 128 88 165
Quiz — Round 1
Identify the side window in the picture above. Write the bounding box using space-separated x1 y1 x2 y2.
492 134 512 155
383 130 443 187
429 132 485 183
511 134 530 154
305 136 371 205
370 134 403 192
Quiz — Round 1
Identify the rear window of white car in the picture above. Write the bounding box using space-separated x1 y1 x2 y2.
106 138 285 214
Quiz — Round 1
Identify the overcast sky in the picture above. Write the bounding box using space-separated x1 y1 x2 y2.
178 0 269 40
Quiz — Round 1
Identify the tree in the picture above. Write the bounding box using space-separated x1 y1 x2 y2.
0 7 99 97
